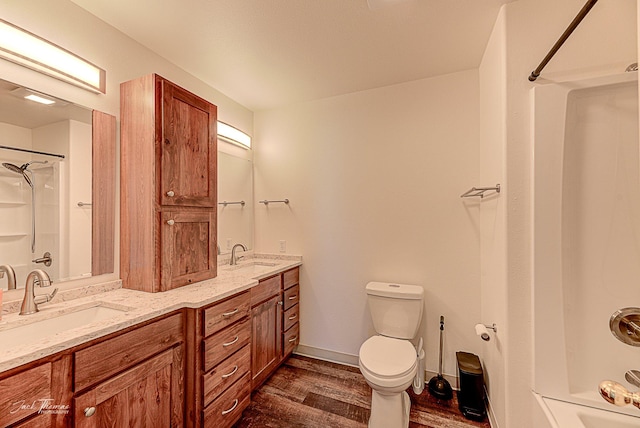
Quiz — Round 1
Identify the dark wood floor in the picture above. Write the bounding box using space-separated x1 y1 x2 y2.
235 355 491 428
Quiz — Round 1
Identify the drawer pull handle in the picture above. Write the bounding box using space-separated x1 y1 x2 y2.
84 407 96 417
222 308 239 317
166 219 175 226
288 336 298 343
288 314 298 320
223 336 239 347
166 190 175 197
288 295 298 300
221 399 239 415
221 365 239 379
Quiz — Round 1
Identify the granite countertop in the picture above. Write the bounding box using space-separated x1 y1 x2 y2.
0 254 301 373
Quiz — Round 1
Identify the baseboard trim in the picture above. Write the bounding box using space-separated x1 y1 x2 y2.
294 344 458 390
294 344 360 367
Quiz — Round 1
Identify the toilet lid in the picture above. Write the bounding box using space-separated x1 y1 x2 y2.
359 336 416 378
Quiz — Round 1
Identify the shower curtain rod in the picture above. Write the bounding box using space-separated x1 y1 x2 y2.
0 144 65 159
528 0 599 82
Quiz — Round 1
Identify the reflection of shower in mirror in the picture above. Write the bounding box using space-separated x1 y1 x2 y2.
0 150 63 289
3 160 48 253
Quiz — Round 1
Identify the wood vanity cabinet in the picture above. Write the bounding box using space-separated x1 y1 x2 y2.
120 73 218 293
250 275 282 390
73 312 185 427
0 355 72 428
190 291 252 428
0 312 185 428
250 267 301 391
281 267 300 359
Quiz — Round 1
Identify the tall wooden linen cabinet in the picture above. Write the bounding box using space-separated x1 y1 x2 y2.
120 74 218 292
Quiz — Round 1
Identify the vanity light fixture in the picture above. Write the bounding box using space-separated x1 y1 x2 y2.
217 121 251 149
0 18 106 93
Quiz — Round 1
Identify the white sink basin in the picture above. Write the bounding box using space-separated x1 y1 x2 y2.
224 261 277 272
0 303 131 349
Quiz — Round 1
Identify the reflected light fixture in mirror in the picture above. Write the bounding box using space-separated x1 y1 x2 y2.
218 121 251 149
0 18 106 93
10 87 67 106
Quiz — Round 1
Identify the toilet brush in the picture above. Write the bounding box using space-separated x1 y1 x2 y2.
428 315 453 400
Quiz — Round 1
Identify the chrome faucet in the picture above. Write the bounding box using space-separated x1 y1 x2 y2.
599 379 640 409
230 243 247 266
20 269 57 315
0 265 17 290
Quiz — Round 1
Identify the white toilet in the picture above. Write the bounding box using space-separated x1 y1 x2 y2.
358 281 424 428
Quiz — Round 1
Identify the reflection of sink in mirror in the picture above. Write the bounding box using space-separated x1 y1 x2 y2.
224 261 277 272
0 303 131 349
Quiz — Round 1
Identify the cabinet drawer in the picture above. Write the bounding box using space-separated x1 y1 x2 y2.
283 322 299 357
75 313 183 391
283 284 299 311
203 372 250 428
203 291 250 337
203 345 250 407
204 317 250 371
0 363 51 427
283 267 299 290
283 304 299 332
250 275 281 306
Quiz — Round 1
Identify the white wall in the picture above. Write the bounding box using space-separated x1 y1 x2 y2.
254 69 482 376
478 7 507 427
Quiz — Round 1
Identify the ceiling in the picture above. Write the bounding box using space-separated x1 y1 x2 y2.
70 0 512 111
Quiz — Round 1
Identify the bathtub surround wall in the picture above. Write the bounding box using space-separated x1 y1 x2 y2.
533 73 640 422
478 1 637 427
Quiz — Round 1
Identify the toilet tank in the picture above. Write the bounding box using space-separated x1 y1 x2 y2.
366 282 424 339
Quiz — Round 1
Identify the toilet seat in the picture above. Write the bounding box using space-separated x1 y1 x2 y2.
359 335 417 389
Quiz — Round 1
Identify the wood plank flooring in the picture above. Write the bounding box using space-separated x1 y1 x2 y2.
235 355 491 428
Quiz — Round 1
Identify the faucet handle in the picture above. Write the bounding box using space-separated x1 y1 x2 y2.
34 288 58 305
626 370 640 388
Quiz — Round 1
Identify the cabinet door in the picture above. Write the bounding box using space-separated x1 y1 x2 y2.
74 347 183 428
251 295 282 389
160 78 217 208
161 210 216 290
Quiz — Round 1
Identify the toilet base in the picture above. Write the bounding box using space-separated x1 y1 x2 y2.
368 390 411 428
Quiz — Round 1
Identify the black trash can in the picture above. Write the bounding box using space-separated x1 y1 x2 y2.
456 351 486 421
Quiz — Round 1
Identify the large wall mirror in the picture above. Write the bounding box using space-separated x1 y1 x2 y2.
0 78 115 291
218 151 253 254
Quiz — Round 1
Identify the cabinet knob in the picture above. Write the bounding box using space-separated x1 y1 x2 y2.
166 219 175 226
166 190 175 197
84 407 96 417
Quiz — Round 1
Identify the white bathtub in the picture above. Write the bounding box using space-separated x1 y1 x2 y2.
535 394 640 428
532 71 640 426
